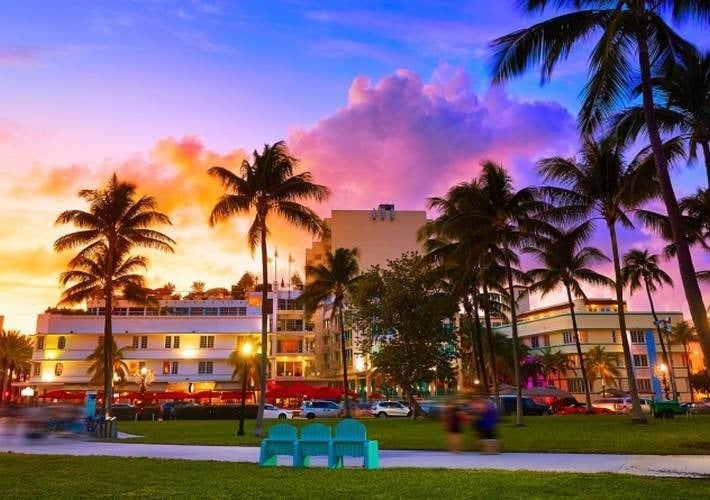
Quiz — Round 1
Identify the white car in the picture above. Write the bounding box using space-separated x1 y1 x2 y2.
369 401 412 418
263 404 294 420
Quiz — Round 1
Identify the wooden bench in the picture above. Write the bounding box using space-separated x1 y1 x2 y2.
258 423 301 467
331 419 379 469
297 423 333 467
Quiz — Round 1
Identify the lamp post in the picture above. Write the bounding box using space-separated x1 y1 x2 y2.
134 367 154 419
655 363 671 400
653 317 678 399
237 342 253 437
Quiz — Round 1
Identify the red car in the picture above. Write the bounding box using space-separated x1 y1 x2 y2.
557 403 614 415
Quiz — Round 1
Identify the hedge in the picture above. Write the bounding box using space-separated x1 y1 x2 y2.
172 404 259 420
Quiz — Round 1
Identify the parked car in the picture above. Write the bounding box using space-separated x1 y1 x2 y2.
494 395 551 416
417 400 446 418
369 401 412 418
263 404 293 420
593 397 653 414
299 400 341 419
557 402 614 415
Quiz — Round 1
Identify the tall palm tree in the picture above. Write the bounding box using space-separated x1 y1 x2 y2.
538 347 577 388
85 337 130 387
670 320 698 402
585 346 621 397
621 249 677 396
537 134 656 422
55 174 174 418
526 220 615 411
490 0 710 380
0 330 33 403
299 248 361 418
227 343 262 398
208 141 329 436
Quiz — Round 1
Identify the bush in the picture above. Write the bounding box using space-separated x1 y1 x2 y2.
173 404 259 420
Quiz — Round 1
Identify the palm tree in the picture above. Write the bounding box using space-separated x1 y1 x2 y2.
537 134 656 422
208 141 330 436
55 174 174 417
538 347 576 388
670 320 698 402
614 46 710 188
490 0 710 380
227 343 262 397
585 346 621 398
299 248 361 418
621 249 677 396
0 330 33 404
85 337 130 387
526 220 615 411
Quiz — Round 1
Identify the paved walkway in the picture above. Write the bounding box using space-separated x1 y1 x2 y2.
1 433 708 478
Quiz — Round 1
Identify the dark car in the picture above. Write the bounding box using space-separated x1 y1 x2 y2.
160 401 196 420
495 395 551 416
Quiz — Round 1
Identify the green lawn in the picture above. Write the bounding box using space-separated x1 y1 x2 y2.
1 454 708 499
117 414 710 454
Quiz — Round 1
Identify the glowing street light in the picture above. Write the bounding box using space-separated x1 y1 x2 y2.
237 342 253 437
654 363 671 400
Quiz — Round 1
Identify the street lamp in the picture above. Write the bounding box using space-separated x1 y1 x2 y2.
655 363 671 400
237 342 253 437
653 317 678 399
134 366 154 418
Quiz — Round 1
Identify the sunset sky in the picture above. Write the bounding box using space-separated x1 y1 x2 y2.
1 1 708 333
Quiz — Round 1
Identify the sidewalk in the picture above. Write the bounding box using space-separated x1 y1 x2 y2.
1 434 708 478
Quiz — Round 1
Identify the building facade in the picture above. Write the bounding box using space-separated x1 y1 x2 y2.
28 289 317 396
493 298 701 401
305 204 428 394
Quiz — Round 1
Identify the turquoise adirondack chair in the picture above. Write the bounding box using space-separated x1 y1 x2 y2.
331 419 379 469
298 423 333 467
259 423 300 467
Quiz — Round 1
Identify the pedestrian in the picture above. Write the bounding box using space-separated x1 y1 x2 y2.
470 396 500 454
444 400 464 453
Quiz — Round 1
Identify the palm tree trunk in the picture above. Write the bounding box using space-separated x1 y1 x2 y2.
103 289 113 418
701 141 710 189
645 282 677 398
254 224 269 438
503 240 524 427
607 221 647 423
481 280 499 403
682 342 695 403
635 22 710 376
339 306 351 418
0 358 7 404
565 285 593 412
469 290 488 390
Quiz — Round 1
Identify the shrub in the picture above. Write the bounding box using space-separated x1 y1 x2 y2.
173 404 258 420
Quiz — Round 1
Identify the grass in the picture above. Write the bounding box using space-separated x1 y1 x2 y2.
1 454 709 499
116 414 710 454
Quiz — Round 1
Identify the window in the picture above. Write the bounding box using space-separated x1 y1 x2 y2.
567 378 585 393
563 331 574 344
57 336 66 350
633 354 648 367
531 336 540 349
191 307 204 316
33 363 41 376
276 361 303 377
138 361 146 370
165 336 172 348
205 307 218 315
173 336 180 348
637 378 652 392
171 361 179 374
133 336 148 349
54 363 63 376
630 330 645 344
611 330 617 343
543 335 550 347
198 361 213 374
36 336 44 350
199 336 214 348
163 361 170 375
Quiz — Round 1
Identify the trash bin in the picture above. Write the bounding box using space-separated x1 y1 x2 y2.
105 417 118 438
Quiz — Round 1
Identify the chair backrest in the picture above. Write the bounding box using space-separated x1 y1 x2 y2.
334 419 367 440
266 423 297 440
300 423 332 441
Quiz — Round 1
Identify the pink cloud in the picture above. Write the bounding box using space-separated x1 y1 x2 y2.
288 65 577 213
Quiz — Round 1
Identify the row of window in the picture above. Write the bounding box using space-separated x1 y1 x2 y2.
34 360 216 377
531 329 651 348
88 306 249 316
567 377 653 393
